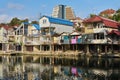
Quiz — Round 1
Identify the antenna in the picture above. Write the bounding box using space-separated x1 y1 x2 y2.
38 13 42 19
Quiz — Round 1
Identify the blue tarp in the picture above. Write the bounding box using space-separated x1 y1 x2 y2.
77 38 82 43
32 24 40 30
64 36 69 40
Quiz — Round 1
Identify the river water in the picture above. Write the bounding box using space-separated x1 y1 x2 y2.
0 55 120 80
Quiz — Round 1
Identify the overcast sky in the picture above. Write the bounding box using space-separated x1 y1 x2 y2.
0 0 120 23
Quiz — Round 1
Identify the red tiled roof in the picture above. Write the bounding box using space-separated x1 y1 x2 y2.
108 30 120 36
84 16 102 22
100 9 116 15
83 16 120 28
3 25 10 30
0 25 10 30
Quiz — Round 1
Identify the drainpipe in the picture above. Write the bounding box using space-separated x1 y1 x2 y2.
49 23 52 80
49 24 52 52
22 23 25 53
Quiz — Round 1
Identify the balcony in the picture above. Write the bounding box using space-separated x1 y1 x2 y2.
25 40 40 45
91 39 107 44
93 28 107 33
7 35 15 42
53 40 60 44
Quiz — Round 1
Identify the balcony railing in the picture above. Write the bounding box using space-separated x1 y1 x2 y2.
24 40 40 45
91 39 107 44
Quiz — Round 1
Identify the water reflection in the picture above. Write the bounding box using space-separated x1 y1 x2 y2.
0 55 120 80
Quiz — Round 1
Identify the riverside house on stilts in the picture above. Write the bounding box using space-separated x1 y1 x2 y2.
39 16 74 52
69 31 82 51
83 16 120 55
9 22 41 52
1 15 120 57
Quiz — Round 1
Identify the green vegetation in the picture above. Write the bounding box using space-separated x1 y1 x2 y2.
0 17 39 27
9 17 21 26
89 14 96 18
112 9 120 22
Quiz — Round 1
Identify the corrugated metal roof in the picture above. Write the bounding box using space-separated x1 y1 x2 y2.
44 16 73 26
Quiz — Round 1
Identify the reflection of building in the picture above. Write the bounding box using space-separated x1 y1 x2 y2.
27 72 34 80
0 64 3 79
52 5 75 20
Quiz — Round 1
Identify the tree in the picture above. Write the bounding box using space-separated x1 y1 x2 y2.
9 17 21 26
31 20 39 24
21 18 29 23
89 14 96 18
116 9 120 13
112 14 120 22
76 27 82 32
112 9 120 22
9 17 30 26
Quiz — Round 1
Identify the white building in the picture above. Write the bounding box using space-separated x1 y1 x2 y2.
39 16 74 35
0 26 9 51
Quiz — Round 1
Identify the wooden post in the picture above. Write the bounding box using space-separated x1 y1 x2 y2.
105 44 107 54
86 44 89 54
53 44 54 52
76 44 77 51
97 45 100 54
73 44 75 50
39 45 41 52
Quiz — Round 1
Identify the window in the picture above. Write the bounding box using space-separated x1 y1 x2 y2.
97 23 103 28
93 23 97 28
94 33 104 39
99 33 104 39
43 19 47 24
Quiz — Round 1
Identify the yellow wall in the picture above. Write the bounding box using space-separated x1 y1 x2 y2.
84 24 94 34
28 25 33 35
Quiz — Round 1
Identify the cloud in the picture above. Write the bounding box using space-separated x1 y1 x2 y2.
0 14 12 23
7 3 24 10
41 4 47 8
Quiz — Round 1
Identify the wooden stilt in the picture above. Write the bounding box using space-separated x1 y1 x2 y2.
105 45 107 54
62 45 63 51
86 44 89 54
73 44 75 50
53 44 54 51
76 44 77 51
